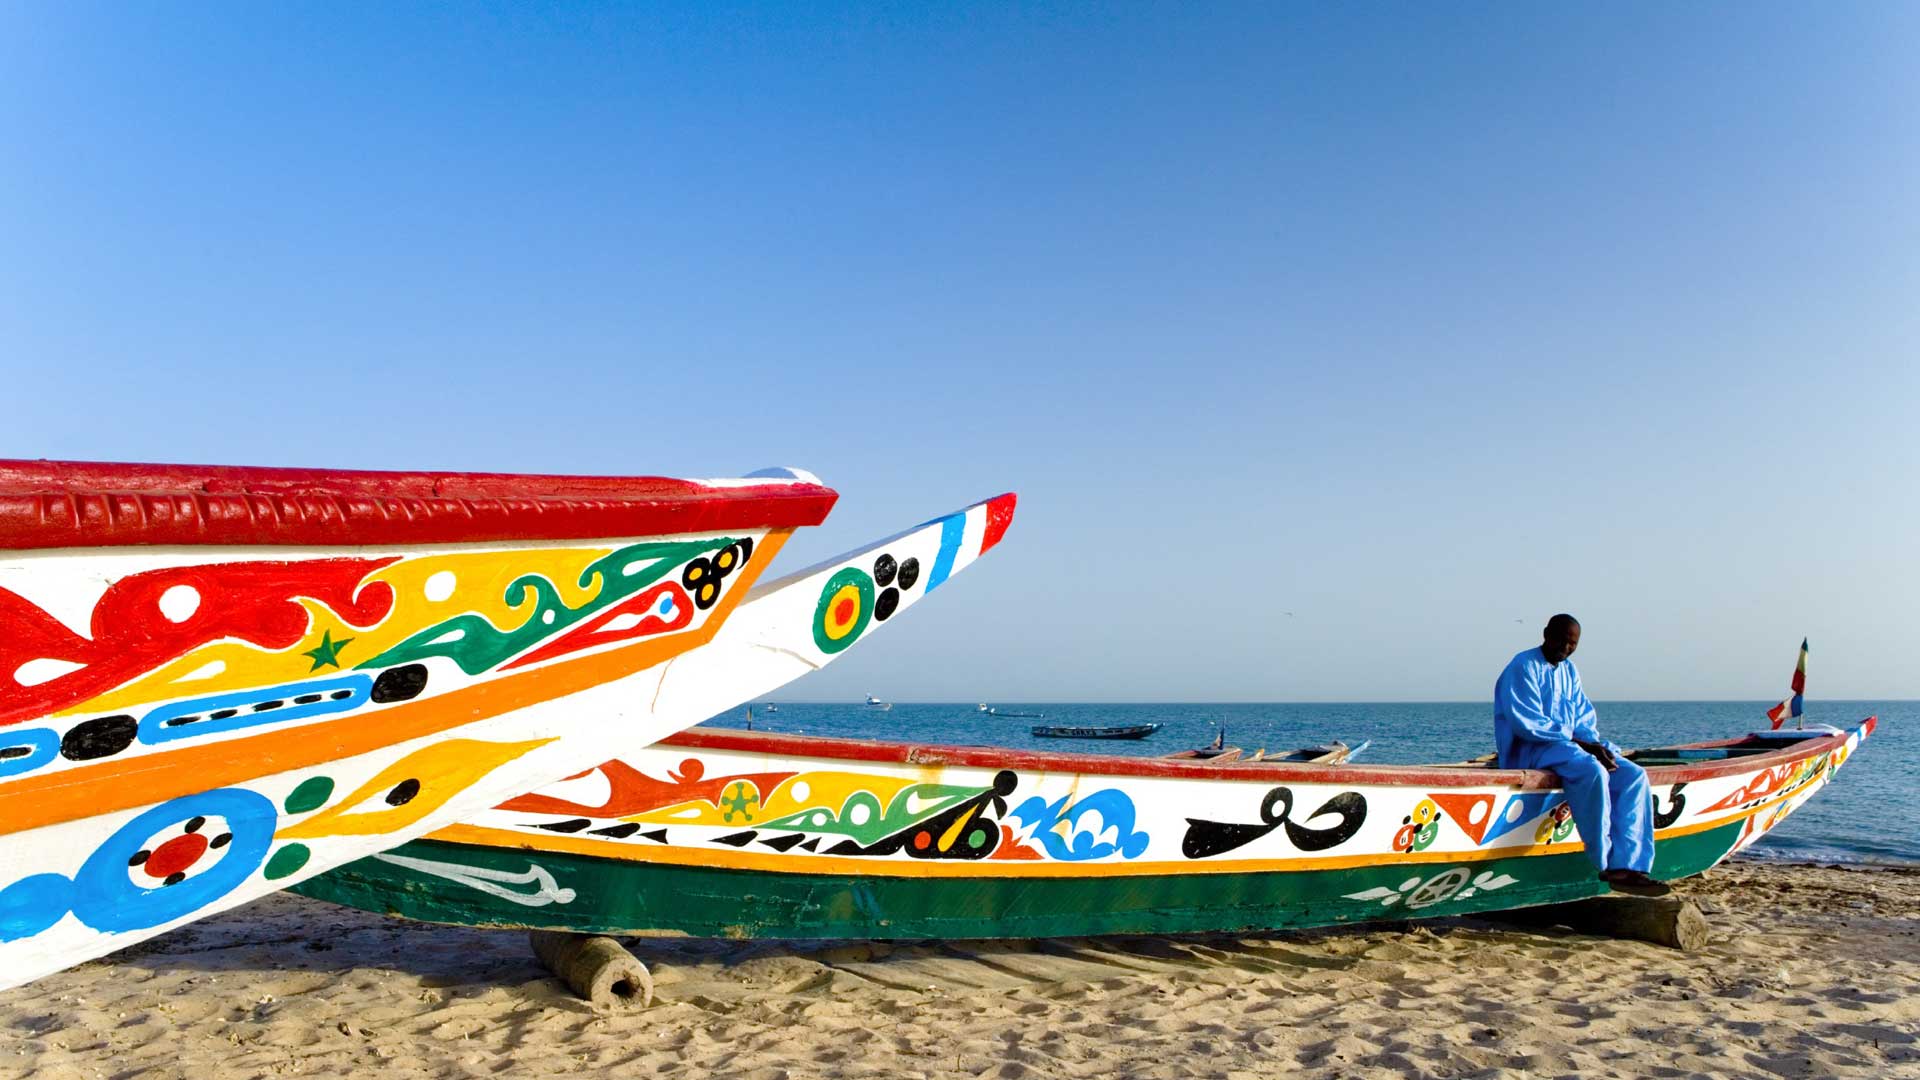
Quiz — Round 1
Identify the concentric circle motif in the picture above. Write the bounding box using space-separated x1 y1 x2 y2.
812 568 875 654
1405 867 1473 910
70 788 277 932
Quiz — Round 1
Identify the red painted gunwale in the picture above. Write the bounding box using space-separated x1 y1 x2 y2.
664 717 1873 791
0 460 838 549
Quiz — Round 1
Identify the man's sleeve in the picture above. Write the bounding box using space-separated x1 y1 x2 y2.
1495 661 1565 744
1569 667 1602 743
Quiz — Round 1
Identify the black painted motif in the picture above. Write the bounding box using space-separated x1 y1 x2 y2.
822 770 1020 861
1653 782 1687 829
59 715 138 761
530 817 592 833
1181 787 1369 859
371 664 430 704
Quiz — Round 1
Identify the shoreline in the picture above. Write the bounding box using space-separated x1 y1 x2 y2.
4 859 1916 1078
1733 853 1920 870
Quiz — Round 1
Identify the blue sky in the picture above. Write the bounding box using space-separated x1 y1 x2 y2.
2 4 1915 702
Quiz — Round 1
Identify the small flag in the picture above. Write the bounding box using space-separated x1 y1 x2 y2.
1765 638 1809 730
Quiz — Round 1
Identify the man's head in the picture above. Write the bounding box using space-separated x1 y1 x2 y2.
1541 614 1581 665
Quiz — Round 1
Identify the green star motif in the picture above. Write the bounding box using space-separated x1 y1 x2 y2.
721 782 759 823
302 630 353 671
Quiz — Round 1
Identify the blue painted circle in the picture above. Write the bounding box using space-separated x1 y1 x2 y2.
0 873 76 943
0 728 59 780
70 788 277 933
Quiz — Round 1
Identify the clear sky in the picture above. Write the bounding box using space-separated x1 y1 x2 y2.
3 4 1915 702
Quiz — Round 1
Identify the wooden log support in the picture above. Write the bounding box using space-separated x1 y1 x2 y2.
530 930 654 1008
1490 895 1710 951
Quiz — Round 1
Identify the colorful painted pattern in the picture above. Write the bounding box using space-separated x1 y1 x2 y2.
296 718 1873 940
463 739 1859 875
0 485 1017 991
0 537 751 796
0 533 769 976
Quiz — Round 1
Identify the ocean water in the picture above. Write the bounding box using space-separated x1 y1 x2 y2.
700 700 1915 867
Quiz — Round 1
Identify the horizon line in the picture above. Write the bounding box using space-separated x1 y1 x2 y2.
749 698 1910 706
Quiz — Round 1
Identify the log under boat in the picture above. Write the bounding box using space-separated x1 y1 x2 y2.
0 459 1015 988
297 717 1874 940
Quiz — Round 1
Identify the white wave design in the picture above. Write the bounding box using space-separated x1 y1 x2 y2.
374 852 577 907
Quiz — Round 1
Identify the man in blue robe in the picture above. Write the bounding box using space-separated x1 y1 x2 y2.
1495 614 1669 895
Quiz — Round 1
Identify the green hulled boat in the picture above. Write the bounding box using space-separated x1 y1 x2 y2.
297 717 1874 939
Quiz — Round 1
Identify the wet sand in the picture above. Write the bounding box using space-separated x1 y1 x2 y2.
3 859 1916 1079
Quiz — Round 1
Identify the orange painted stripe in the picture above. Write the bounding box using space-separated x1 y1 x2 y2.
0 530 790 837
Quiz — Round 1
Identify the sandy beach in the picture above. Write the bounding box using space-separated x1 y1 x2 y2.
1 859 1914 1079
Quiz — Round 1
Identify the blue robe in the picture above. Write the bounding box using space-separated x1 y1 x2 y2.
1493 647 1653 873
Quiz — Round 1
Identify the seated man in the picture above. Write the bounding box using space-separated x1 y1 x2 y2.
1495 614 1669 896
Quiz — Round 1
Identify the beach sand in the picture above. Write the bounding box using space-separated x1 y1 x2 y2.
2 860 1915 1079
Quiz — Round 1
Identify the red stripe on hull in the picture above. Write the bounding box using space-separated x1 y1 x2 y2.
0 460 837 549
978 493 1018 554
665 719 1869 791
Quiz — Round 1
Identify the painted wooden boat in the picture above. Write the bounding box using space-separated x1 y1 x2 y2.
1031 722 1160 739
1163 738 1366 764
980 706 1047 719
296 718 1873 940
0 459 1015 988
1247 739 1367 764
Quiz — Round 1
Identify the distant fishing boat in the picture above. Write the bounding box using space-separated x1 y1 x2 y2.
1031 722 1160 740
1292 739 1370 763
1164 726 1368 764
978 703 1046 719
1163 738 1369 765
865 694 892 711
1172 724 1236 759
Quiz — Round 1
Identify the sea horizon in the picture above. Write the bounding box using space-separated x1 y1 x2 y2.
762 697 1916 706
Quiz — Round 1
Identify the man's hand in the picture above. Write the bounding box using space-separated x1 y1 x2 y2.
1574 739 1618 771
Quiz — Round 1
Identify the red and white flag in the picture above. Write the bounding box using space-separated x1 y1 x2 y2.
1765 638 1808 730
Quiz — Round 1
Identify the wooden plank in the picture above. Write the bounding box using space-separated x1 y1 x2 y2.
1488 895 1710 951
